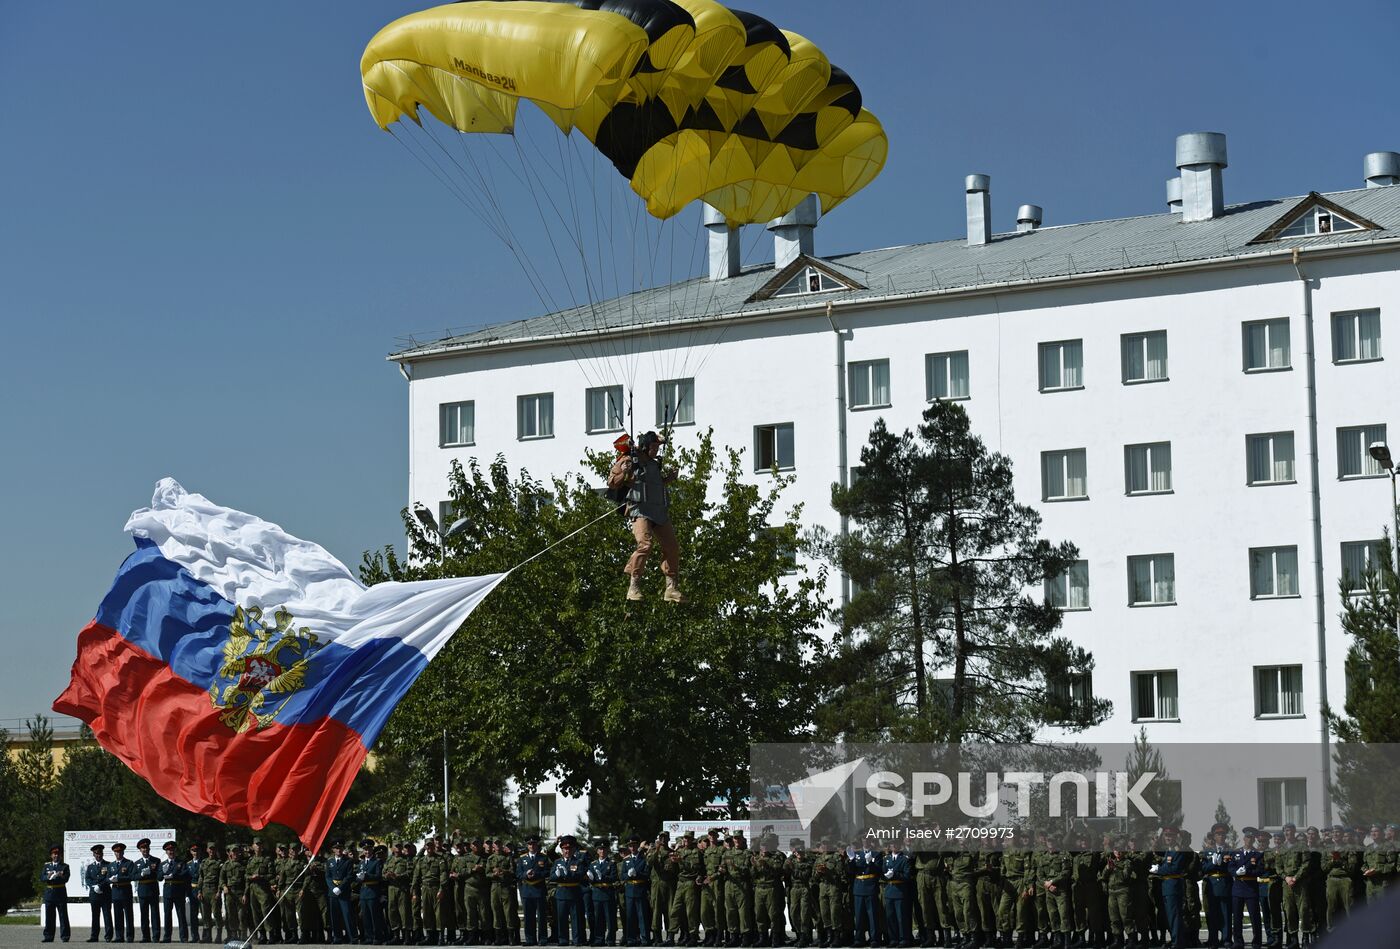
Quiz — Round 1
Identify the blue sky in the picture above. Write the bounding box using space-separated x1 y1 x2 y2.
1 0 1396 721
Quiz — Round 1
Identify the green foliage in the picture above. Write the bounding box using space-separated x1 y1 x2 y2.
812 401 1110 743
1327 529 1400 825
358 429 826 839
1124 728 1182 838
1212 799 1237 848
0 727 33 913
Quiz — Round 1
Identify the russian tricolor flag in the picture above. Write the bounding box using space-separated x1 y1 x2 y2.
55 479 504 851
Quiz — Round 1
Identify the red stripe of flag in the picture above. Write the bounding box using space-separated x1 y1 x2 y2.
54 621 366 851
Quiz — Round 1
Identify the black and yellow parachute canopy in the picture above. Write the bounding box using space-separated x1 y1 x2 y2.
361 0 888 225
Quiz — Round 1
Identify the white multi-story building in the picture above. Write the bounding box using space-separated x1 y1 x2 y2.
391 135 1399 831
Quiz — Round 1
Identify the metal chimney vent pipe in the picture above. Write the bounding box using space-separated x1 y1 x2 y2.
1015 204 1042 232
1175 132 1228 222
966 174 991 246
1364 151 1400 188
767 194 818 269
1166 177 1183 212
703 205 741 280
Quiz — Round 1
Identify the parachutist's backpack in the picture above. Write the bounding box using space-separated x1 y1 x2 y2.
606 452 635 517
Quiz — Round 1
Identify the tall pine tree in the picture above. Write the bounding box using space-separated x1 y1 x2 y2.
814 401 1110 743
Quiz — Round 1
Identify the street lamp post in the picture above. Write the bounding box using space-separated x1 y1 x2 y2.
1368 441 1399 632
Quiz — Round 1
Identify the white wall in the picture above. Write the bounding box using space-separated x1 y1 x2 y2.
405 248 1399 830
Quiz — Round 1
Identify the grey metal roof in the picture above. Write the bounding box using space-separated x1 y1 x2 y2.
391 186 1400 360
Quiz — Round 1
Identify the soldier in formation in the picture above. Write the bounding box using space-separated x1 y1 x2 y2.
46 822 1399 949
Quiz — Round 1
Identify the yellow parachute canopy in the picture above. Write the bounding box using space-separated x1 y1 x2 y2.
361 0 887 225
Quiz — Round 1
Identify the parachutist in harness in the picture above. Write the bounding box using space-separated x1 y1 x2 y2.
607 430 684 603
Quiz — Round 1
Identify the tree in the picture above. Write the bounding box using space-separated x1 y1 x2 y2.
1212 799 1237 848
358 429 826 837
1124 728 1183 839
814 401 1110 743
1327 530 1400 824
0 726 34 913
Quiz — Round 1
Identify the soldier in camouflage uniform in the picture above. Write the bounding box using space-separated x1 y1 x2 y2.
669 833 704 946
1099 837 1137 949
220 845 251 943
1000 831 1036 948
1362 823 1396 905
486 839 516 945
702 832 726 947
785 840 815 948
1071 829 1105 948
1037 835 1073 945
245 840 276 943
1323 827 1360 932
302 847 329 946
720 833 754 947
383 843 409 945
200 844 224 944
813 840 844 949
947 844 979 943
413 838 450 946
751 839 785 949
648 834 676 946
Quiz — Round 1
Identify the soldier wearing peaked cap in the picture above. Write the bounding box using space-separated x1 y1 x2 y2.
1226 827 1264 949
135 838 162 943
158 841 190 943
1203 822 1233 948
86 843 114 944
184 844 202 943
42 844 71 943
110 843 137 944
621 837 651 947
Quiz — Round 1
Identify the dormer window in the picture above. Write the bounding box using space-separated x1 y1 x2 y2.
774 265 846 297
1276 206 1362 238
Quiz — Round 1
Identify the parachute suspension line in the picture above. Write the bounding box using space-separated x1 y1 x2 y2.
412 116 609 394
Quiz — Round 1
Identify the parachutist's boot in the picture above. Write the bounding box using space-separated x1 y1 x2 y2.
663 577 686 603
627 575 643 601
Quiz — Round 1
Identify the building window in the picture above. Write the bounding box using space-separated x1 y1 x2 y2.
1258 778 1307 829
1128 554 1175 606
926 351 970 401
1247 432 1296 485
517 393 554 440
1046 560 1090 610
1332 309 1382 363
1255 665 1304 717
1041 449 1088 501
586 385 624 434
1337 424 1387 478
1039 339 1084 391
439 401 475 447
1048 672 1093 723
1341 540 1386 594
849 359 891 409
656 378 695 426
774 265 846 297
1125 442 1172 495
1243 319 1291 371
438 501 455 534
1132 670 1179 722
1278 206 1362 238
518 793 557 837
1250 546 1300 599
754 423 795 472
1122 331 1168 383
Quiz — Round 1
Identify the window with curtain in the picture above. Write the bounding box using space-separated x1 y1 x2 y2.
438 400 475 447
926 350 970 400
1046 560 1090 610
517 393 554 439
1332 309 1382 362
1258 778 1307 829
655 378 695 426
1048 672 1092 723
848 359 891 408
1250 546 1300 598
1341 540 1385 593
1039 340 1084 391
586 385 624 433
519 793 557 837
1337 424 1387 478
1122 331 1169 383
1247 432 1296 485
1243 319 1291 371
1041 449 1088 500
1132 670 1179 721
1129 554 1175 605
1125 442 1172 494
1255 665 1304 717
